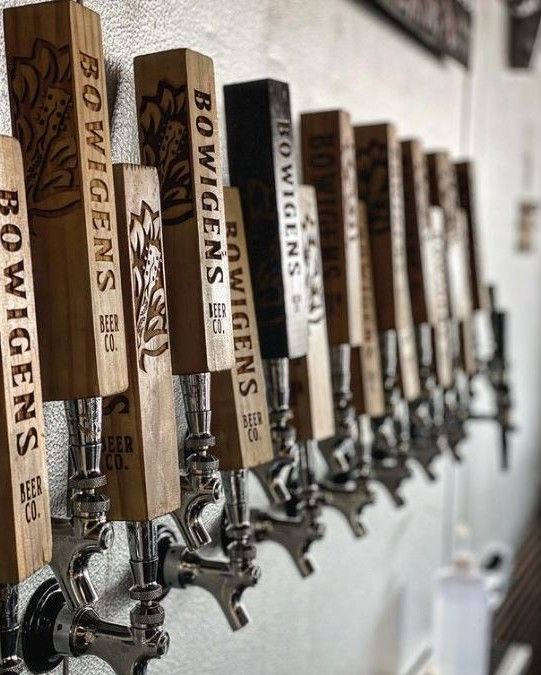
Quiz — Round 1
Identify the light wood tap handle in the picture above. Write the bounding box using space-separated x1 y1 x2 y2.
300 110 362 347
102 164 180 522
289 185 335 442
4 0 128 401
355 123 420 401
402 139 453 388
212 187 273 469
134 48 234 375
350 202 386 418
0 136 51 583
427 151 476 376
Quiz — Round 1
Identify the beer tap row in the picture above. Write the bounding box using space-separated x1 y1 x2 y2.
0 1 513 673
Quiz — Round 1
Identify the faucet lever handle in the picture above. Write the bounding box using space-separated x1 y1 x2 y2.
251 508 324 577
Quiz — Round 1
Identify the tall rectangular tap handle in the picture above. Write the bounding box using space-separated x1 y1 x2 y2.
289 185 335 442
401 140 453 389
4 0 128 401
350 202 386 418
0 136 51 583
355 123 420 401
455 160 490 312
300 110 362 347
102 164 180 522
212 187 273 470
428 151 476 375
224 79 307 360
401 139 431 326
134 48 234 374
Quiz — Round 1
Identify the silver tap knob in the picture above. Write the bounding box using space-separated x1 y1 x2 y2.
172 373 223 550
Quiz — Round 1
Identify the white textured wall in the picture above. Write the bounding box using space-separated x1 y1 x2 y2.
1 1 540 674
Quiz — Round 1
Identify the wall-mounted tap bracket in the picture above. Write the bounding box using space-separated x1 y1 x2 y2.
22 578 168 675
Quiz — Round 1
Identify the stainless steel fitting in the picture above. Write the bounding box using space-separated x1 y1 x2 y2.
158 470 260 631
50 397 114 610
0 584 22 674
170 373 223 550
252 359 297 504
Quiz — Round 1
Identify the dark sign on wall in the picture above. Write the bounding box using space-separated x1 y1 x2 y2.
365 0 472 67
508 0 541 68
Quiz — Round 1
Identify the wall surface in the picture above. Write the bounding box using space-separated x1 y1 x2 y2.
0 1 540 674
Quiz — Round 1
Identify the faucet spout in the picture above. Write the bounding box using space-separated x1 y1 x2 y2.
21 579 168 675
158 525 259 631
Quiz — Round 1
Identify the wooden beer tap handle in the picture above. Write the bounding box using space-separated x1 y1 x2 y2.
355 123 420 402
300 110 362 348
4 0 128 401
350 202 386 418
102 164 180 522
212 187 273 469
427 151 476 376
224 79 307 361
0 136 51 584
134 48 234 375
402 139 453 389
455 160 490 312
289 185 335 443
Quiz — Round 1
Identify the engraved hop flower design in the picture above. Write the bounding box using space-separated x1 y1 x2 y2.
9 39 80 217
301 209 325 326
130 201 168 372
138 81 192 227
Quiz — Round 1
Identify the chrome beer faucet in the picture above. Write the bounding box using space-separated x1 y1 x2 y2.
50 398 114 610
471 288 515 468
21 522 169 675
408 324 444 480
0 586 22 674
251 359 296 504
251 359 325 577
158 470 260 631
370 332 412 507
170 374 223 550
319 345 375 536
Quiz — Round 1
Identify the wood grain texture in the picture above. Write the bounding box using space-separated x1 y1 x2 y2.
4 0 128 401
224 79 308 360
300 110 362 347
427 151 476 375
351 202 385 417
425 190 454 389
0 136 51 583
455 160 489 312
134 48 234 375
102 164 179 522
401 139 430 325
212 187 273 470
289 185 335 442
355 123 420 401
